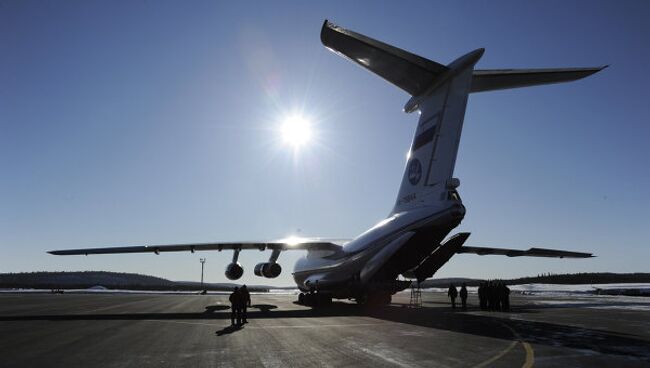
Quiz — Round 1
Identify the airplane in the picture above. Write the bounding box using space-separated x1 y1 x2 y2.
49 20 604 307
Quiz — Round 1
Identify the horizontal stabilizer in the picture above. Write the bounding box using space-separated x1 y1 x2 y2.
457 246 593 258
471 67 607 93
48 239 344 255
321 20 448 96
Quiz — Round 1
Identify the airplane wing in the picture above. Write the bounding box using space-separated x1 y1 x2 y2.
48 239 344 256
320 20 448 96
470 67 607 93
457 246 593 258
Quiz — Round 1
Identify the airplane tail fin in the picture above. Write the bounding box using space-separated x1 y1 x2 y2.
321 20 604 215
321 21 481 214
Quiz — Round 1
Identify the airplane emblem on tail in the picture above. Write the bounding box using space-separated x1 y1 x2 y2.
408 158 422 185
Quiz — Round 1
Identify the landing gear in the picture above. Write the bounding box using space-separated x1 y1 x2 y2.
297 292 332 307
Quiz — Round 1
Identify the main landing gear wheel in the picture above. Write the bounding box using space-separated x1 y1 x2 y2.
297 292 332 307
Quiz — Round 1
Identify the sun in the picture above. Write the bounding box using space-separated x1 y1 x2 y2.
280 114 312 148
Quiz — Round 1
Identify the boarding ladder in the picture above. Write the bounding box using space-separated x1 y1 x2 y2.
409 281 422 308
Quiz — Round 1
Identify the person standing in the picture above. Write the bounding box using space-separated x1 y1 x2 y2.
460 283 468 309
240 285 251 323
478 282 487 310
502 283 511 311
495 282 503 311
447 283 458 309
488 281 496 311
229 287 241 325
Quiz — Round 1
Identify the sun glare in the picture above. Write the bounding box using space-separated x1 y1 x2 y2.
281 115 312 148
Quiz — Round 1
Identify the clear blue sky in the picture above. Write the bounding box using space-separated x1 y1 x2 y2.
1 1 648 286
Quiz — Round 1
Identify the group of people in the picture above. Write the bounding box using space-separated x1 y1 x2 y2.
228 285 251 325
447 283 469 309
478 281 510 311
447 281 511 311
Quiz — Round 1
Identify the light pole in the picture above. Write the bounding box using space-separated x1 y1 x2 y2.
200 258 206 290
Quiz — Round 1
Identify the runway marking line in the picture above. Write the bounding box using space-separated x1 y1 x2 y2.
522 341 534 368
470 340 518 368
498 321 535 368
467 317 535 368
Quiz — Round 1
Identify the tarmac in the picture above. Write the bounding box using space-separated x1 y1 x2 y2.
1 291 649 367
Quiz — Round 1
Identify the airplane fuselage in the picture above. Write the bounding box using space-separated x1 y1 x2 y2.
292 200 465 299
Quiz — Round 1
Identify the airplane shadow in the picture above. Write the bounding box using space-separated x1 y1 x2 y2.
2 302 649 360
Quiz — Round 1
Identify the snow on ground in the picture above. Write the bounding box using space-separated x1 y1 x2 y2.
422 283 650 296
422 283 650 311
509 283 650 295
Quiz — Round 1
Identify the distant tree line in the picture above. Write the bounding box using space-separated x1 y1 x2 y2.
0 271 269 292
506 272 650 285
419 272 650 288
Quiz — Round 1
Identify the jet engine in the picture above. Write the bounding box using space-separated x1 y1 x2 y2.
254 262 282 278
225 262 244 280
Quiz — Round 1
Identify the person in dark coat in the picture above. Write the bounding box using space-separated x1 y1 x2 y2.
460 283 468 309
447 283 458 309
495 282 504 311
229 287 242 325
487 281 495 310
478 282 487 310
502 283 511 311
240 285 251 323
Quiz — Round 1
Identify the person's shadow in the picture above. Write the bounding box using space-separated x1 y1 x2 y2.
204 305 230 313
251 304 277 313
215 324 243 336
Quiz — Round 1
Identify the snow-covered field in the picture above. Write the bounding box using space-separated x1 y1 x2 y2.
510 283 650 296
422 283 650 296
422 283 650 311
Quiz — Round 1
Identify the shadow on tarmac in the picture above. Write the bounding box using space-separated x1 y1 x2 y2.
204 305 230 312
215 324 242 336
2 302 649 361
204 304 278 314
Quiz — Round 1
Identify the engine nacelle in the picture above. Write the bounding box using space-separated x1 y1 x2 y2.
254 262 282 278
225 262 244 280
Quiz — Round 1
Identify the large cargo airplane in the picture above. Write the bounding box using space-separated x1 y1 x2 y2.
50 20 603 306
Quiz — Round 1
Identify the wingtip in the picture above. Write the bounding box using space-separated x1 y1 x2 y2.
590 65 608 75
320 19 331 45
